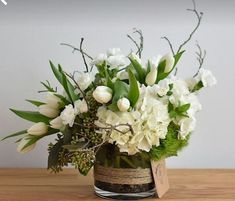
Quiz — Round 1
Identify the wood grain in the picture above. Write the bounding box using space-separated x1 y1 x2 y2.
0 169 234 201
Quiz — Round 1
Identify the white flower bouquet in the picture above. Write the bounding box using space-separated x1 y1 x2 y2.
1 1 216 199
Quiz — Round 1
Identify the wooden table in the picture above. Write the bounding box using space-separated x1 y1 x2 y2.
0 169 234 201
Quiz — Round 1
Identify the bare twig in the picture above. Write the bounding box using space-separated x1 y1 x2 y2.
176 0 203 54
161 36 175 56
60 43 93 60
193 42 206 77
79 38 89 72
127 28 144 58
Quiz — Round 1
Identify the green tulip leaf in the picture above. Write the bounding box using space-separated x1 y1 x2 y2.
128 69 140 107
26 100 45 107
10 109 51 124
1 130 27 141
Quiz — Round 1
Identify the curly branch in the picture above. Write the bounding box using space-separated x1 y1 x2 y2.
161 36 175 56
193 42 206 77
60 43 93 60
127 28 144 58
176 0 203 54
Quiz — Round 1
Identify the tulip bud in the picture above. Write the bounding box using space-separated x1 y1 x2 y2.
46 93 61 109
17 136 36 154
50 116 64 130
39 104 59 118
145 67 158 86
27 122 48 136
160 53 175 73
93 86 113 104
117 97 130 112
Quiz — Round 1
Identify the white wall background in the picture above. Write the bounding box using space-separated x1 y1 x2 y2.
0 0 234 168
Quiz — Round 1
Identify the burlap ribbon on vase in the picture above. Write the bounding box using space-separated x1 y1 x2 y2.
94 164 153 185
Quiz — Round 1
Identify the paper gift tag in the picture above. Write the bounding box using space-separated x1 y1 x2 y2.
151 159 169 198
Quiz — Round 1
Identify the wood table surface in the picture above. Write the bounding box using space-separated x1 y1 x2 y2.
0 168 234 201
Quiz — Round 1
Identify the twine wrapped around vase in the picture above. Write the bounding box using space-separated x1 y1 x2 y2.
94 164 153 185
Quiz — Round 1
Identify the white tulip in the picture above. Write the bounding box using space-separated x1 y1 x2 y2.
17 136 36 154
107 55 127 69
145 67 158 86
60 104 76 127
129 52 142 64
39 104 59 118
75 99 88 114
27 122 48 136
117 98 130 112
50 116 64 130
93 86 113 104
160 53 175 73
46 93 61 109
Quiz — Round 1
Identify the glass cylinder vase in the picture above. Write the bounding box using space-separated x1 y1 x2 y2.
94 144 155 200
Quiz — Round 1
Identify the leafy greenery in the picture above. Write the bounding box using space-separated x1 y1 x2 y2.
128 69 140 107
129 56 146 83
50 61 78 103
150 122 190 161
192 80 203 92
168 102 191 118
10 109 51 124
26 100 45 107
1 130 27 141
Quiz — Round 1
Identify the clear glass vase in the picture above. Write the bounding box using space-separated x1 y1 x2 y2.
94 144 155 200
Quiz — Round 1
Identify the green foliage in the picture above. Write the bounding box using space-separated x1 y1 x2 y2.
108 80 129 111
26 100 45 107
10 109 51 124
150 122 190 161
156 51 185 83
168 102 191 118
49 61 78 103
192 80 203 92
1 130 27 141
129 56 146 83
128 69 140 107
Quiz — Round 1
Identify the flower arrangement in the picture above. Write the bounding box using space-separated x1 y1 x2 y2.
1 0 216 199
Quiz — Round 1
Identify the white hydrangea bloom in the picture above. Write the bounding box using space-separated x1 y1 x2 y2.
96 85 170 155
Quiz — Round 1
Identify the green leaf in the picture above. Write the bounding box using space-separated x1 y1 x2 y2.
192 81 203 92
129 57 145 83
26 100 45 107
40 81 56 93
173 50 185 68
10 109 51 124
156 60 168 83
54 94 70 106
128 70 140 107
1 130 27 141
176 103 191 113
22 135 42 150
49 61 78 102
113 81 129 102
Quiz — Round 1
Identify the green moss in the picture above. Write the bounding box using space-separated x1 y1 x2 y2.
150 122 190 161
